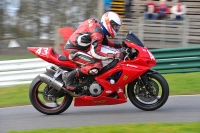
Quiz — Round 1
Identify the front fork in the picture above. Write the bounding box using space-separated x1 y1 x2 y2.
140 75 149 88
138 70 158 93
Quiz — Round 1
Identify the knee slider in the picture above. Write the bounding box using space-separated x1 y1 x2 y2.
88 68 99 75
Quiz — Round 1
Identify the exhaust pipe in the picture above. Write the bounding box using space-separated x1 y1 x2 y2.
46 66 57 76
39 73 80 97
39 74 63 90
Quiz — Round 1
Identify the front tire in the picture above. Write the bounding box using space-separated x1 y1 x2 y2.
127 72 169 111
29 75 73 115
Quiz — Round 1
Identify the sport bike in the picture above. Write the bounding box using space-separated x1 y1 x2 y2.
28 31 169 115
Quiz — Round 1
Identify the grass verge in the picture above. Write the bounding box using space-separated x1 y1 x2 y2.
0 72 200 108
0 54 36 61
7 122 200 133
163 72 200 95
0 84 30 108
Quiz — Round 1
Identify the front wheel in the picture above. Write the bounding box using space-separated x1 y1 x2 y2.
127 72 169 111
29 74 73 115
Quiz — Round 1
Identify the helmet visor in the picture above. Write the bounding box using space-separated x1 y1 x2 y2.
110 20 121 33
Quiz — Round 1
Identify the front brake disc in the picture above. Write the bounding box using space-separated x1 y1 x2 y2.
136 79 159 102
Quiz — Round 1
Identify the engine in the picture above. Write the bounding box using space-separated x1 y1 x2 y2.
89 82 103 96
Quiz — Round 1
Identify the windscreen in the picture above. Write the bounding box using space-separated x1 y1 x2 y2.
125 31 144 47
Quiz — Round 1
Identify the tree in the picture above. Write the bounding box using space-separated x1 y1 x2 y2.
0 0 4 38
1 0 99 40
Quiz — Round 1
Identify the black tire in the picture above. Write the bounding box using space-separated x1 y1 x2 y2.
29 75 73 115
127 72 169 111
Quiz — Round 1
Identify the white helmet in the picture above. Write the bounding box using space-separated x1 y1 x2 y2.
101 11 122 38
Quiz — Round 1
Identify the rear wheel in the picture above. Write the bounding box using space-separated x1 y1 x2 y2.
127 72 169 111
29 75 73 115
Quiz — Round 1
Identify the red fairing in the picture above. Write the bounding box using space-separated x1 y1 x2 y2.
73 41 157 106
28 37 157 106
27 47 77 68
124 41 156 67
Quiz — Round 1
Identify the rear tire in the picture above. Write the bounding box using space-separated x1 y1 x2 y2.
127 72 169 111
29 75 73 115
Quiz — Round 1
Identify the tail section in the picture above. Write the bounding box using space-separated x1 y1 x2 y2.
27 47 56 61
27 47 77 68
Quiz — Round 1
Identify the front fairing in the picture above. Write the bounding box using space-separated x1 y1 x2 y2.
123 31 156 67
125 42 156 67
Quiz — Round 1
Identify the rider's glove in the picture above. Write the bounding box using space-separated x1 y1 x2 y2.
122 41 128 48
114 42 123 48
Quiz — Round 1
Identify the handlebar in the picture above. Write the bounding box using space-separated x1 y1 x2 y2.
122 47 138 61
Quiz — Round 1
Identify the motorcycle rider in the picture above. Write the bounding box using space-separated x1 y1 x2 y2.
62 11 124 91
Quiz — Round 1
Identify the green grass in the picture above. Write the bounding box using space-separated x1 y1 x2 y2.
0 54 37 61
7 122 200 133
0 72 200 108
0 84 30 108
163 72 200 95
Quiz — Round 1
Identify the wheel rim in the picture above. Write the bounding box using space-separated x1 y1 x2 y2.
34 81 67 110
133 78 163 105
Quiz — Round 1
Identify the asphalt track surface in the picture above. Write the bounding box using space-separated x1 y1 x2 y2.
0 95 200 133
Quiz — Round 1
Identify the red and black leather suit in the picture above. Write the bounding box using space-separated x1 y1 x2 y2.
64 18 122 76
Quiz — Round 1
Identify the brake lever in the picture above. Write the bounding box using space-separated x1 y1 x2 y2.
125 48 130 55
123 48 130 62
124 55 129 62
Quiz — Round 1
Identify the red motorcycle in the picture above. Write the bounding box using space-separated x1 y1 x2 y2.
28 31 169 115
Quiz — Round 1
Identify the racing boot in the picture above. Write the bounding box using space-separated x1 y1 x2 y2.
62 69 83 91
